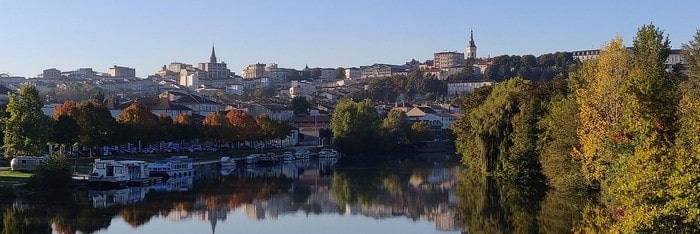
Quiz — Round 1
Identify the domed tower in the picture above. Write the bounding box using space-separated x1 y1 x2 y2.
466 29 477 60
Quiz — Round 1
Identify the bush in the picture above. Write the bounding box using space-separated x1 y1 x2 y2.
27 153 73 191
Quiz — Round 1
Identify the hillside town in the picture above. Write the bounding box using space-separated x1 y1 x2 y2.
0 30 687 149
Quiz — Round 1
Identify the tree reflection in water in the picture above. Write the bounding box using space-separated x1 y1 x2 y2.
454 169 594 234
1 158 467 233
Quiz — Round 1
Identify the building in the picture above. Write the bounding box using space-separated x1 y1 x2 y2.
571 48 685 71
466 30 477 60
198 46 231 79
179 70 206 89
320 68 336 80
42 68 62 79
571 49 600 61
447 80 495 95
433 52 465 69
344 67 360 79
359 64 409 79
108 65 136 78
243 63 266 79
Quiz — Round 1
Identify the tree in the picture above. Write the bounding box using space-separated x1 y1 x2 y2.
201 112 227 145
335 67 346 80
410 121 434 142
3 85 53 156
26 153 72 192
287 69 300 81
173 113 197 142
537 94 584 191
379 109 410 152
330 99 381 156
310 68 322 80
608 23 682 232
291 96 311 115
573 37 629 189
117 103 158 144
225 110 258 142
75 101 117 151
52 100 79 119
251 87 276 100
52 115 80 152
664 28 700 231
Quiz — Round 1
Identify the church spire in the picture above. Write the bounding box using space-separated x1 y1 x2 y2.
210 45 217 63
466 29 477 60
468 29 476 47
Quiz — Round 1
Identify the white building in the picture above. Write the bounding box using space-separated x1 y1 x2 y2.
108 65 136 78
344 67 360 79
447 80 495 95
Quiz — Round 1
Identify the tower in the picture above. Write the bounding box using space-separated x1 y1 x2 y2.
210 45 217 63
466 29 477 60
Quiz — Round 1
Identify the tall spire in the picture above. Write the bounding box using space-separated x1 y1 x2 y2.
468 29 476 47
210 45 217 63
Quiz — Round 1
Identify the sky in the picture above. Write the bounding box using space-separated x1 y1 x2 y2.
1 0 699 78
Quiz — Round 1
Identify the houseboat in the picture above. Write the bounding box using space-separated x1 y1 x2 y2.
259 153 279 163
294 149 311 159
220 156 236 168
10 156 46 171
245 154 261 164
89 159 129 188
281 151 295 161
318 149 339 158
146 156 194 179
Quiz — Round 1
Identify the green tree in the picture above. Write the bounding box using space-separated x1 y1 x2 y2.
330 99 381 156
410 121 434 142
664 28 700 232
291 96 311 115
379 109 410 152
607 24 680 232
52 115 80 152
3 85 53 156
335 67 345 79
27 153 73 192
537 94 584 191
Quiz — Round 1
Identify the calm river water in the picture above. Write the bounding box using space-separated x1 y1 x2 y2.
1 154 588 233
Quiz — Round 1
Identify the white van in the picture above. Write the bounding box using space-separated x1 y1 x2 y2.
10 156 46 171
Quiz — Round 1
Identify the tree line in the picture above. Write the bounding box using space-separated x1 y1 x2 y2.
451 23 700 232
0 88 294 157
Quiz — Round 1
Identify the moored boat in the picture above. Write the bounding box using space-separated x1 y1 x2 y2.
88 159 130 189
220 156 236 168
146 156 194 179
294 149 311 159
319 148 339 158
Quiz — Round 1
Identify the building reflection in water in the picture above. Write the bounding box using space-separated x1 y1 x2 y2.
15 156 462 234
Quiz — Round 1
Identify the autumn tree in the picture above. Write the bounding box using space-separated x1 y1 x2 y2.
52 100 79 119
3 85 53 156
117 103 158 144
173 113 197 142
573 37 629 189
664 28 700 231
201 112 227 146
75 101 117 152
608 23 682 232
225 110 258 142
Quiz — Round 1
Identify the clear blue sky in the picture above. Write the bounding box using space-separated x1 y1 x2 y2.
1 0 699 78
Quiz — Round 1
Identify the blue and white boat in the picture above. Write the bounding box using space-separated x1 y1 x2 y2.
146 156 194 178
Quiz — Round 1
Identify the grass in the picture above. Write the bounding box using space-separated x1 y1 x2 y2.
0 170 32 184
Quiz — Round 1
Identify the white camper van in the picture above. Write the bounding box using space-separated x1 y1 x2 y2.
10 156 46 171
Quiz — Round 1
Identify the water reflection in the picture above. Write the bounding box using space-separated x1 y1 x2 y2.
3 157 467 233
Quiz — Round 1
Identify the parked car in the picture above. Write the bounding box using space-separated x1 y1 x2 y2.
187 145 203 152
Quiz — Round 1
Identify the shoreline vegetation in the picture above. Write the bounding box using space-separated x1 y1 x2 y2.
451 24 700 232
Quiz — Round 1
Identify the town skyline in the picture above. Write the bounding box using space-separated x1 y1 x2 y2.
2 0 699 78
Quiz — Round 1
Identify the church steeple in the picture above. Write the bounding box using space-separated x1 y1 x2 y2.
210 45 217 63
466 29 477 60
